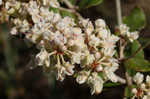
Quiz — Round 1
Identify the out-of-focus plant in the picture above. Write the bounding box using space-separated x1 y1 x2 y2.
0 0 150 98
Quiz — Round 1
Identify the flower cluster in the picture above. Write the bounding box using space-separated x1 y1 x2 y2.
0 0 140 95
131 72 150 99
118 24 139 42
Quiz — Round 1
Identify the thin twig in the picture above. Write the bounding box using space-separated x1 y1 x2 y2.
125 72 133 86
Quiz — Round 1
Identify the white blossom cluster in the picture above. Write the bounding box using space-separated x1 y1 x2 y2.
118 24 139 42
131 72 150 99
0 0 140 95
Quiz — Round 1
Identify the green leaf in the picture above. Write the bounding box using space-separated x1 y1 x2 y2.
124 40 150 72
131 40 144 59
79 0 103 9
123 7 146 31
126 68 136 77
125 58 150 72
124 40 144 58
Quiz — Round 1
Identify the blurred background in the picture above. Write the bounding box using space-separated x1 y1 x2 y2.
0 0 150 99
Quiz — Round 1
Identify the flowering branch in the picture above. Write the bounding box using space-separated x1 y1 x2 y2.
0 0 142 96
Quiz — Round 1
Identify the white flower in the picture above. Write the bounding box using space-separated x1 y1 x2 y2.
76 71 90 84
127 31 139 42
99 31 119 49
5 1 21 14
27 1 39 15
133 72 144 84
140 83 146 90
71 52 82 64
104 66 119 82
40 7 54 21
81 51 95 66
70 36 85 52
89 35 100 47
36 48 50 67
53 31 67 45
101 48 116 57
20 20 30 32
97 28 109 38
95 65 103 72
88 72 104 95
95 19 106 28
118 24 129 35
94 52 101 59
10 27 18 35
143 96 148 99
85 21 94 35
55 64 66 81
64 62 74 76
52 13 61 23
72 27 82 35
80 19 94 35
132 88 137 94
